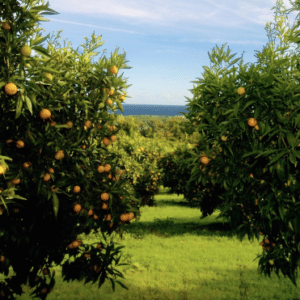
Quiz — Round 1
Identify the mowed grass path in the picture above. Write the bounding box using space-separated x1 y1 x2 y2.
2 186 300 300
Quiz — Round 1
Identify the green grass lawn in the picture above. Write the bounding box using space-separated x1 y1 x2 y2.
1 186 300 300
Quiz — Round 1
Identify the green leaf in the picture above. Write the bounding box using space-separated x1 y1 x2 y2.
31 34 49 46
233 102 240 118
289 151 297 165
52 193 59 219
39 67 61 74
278 204 286 221
241 100 257 112
16 94 23 119
286 132 298 148
294 114 300 128
276 160 286 182
254 106 262 120
115 280 129 290
32 45 51 58
25 95 33 115
268 149 287 166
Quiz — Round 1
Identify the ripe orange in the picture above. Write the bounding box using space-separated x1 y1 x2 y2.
40 109 51 120
237 87 245 95
84 120 92 129
55 150 64 160
11 178 21 185
101 193 110 201
97 165 105 173
221 135 227 141
49 168 54 173
110 135 117 142
250 173 254 178
255 125 259 130
247 118 257 127
87 209 94 216
0 256 4 263
104 164 111 172
23 162 30 169
43 173 51 181
108 89 114 95
120 95 125 101
102 137 110 146
200 156 210 165
21 45 31 57
16 140 25 148
5 82 18 95
109 66 118 74
73 186 81 193
104 214 112 221
120 213 129 222
106 99 113 106
74 204 82 213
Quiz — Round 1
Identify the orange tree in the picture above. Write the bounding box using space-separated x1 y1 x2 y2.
0 0 141 299
181 38 300 287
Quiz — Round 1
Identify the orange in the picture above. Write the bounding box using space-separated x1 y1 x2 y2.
250 79 253 83
48 168 54 173
16 140 25 148
97 125 102 130
108 89 114 95
221 135 227 141
102 137 110 146
106 99 113 106
2 22 10 30
87 209 94 216
40 109 51 120
43 173 51 181
200 156 210 165
104 214 112 221
109 66 118 74
255 125 259 130
104 164 111 172
5 82 18 95
55 150 64 160
101 192 110 201
120 213 129 222
74 204 82 213
23 162 30 169
84 120 92 129
237 87 245 95
21 45 31 57
110 135 117 142
250 173 254 178
102 203 109 210
73 186 81 193
120 95 125 101
11 178 21 185
97 165 105 173
247 118 257 127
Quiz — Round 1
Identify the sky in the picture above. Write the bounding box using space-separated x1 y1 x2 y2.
25 0 300 109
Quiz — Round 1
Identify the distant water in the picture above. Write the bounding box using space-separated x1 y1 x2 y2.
107 104 189 118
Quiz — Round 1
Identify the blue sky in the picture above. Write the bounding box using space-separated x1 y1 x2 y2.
27 0 300 108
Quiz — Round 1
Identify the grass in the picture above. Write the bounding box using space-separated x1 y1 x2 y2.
1 185 300 300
